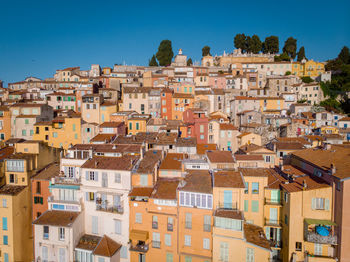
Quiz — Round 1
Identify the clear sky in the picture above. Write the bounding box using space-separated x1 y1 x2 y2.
0 0 349 85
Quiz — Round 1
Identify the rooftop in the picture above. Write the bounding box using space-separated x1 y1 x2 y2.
81 155 139 171
214 171 245 188
33 210 80 227
151 178 180 200
206 150 234 163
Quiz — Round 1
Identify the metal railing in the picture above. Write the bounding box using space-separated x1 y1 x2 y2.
269 239 282 248
305 231 337 245
167 223 173 232
152 241 161 248
264 198 281 205
185 221 192 229
96 203 124 214
217 202 238 210
264 218 282 227
203 224 211 232
152 222 158 229
129 243 149 253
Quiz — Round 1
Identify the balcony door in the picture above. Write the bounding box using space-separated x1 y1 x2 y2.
271 190 280 203
139 254 145 262
223 190 232 209
269 208 278 224
102 172 108 187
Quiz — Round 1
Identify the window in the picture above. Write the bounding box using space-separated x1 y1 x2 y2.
185 256 192 262
7 160 24 172
285 214 288 225
296 242 302 251
114 173 121 183
120 246 127 259
59 248 66 262
2 199 7 208
168 217 174 231
36 181 41 194
135 213 142 224
4 253 9 262
86 171 98 181
43 226 49 239
215 217 242 231
152 232 160 248
53 132 58 138
244 200 249 212
312 198 328 210
252 182 259 194
114 219 121 234
59 227 65 241
203 238 210 249
204 215 211 232
152 216 158 229
136 122 140 130
185 213 192 229
265 155 271 163
315 243 322 256
246 247 255 262
251 200 259 212
98 258 105 262
244 182 249 194
184 235 191 246
220 242 229 262
165 234 171 246
42 246 48 262
140 174 148 186
166 253 173 262
25 119 29 124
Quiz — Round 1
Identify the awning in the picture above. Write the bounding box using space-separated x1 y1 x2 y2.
130 229 149 241
305 218 337 226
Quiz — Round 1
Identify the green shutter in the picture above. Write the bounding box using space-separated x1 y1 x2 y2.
325 199 330 211
251 200 259 212
244 200 248 212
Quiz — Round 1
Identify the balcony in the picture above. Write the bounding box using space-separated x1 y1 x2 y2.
264 198 282 206
305 231 337 245
152 222 158 229
53 176 81 185
217 202 238 210
167 223 173 232
129 243 149 253
185 222 192 229
152 241 161 248
264 218 282 227
269 240 282 249
96 201 124 214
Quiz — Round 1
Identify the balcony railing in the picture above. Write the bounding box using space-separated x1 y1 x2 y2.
203 224 211 232
96 203 124 214
264 218 282 227
53 176 81 185
269 240 282 248
167 223 173 232
185 222 192 229
129 243 149 253
152 241 161 248
217 202 238 210
305 231 337 245
264 198 281 205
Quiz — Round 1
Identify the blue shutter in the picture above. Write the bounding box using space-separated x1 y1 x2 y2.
2 217 8 230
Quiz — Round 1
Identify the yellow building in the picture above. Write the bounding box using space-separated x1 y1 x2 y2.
127 114 150 135
0 141 60 262
33 112 82 150
257 97 285 113
212 170 272 262
279 165 336 262
292 60 325 77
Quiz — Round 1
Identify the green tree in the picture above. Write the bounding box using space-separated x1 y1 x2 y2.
202 46 211 56
149 55 158 66
297 46 306 62
274 52 290 62
187 58 193 66
283 37 297 59
337 46 350 64
156 40 174 66
234 33 247 52
249 35 262 54
262 36 279 54
285 71 292 75
301 76 313 83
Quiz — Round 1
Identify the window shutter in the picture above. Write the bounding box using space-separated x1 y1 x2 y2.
85 171 89 180
311 198 316 210
95 172 99 181
325 199 330 211
85 192 89 201
64 166 68 176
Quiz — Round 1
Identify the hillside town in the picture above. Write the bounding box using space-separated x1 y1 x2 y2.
0 46 349 262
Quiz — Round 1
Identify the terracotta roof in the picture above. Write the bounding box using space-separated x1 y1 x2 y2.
237 132 252 138
234 154 264 161
34 162 60 180
339 117 350 122
176 137 197 147
234 96 257 100
76 234 101 251
93 235 122 257
291 145 350 180
151 178 180 200
196 144 217 155
281 173 330 193
159 153 186 170
220 123 238 130
70 144 142 154
81 155 139 171
206 150 234 163
173 93 194 99
90 133 116 142
0 184 26 196
137 150 162 174
244 223 271 251
179 171 212 194
99 122 124 128
239 168 273 177
214 209 244 220
129 187 154 197
214 171 245 188
33 210 80 226
275 142 305 150
0 147 15 161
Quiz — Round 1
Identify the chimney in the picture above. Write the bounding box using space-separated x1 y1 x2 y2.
95 161 98 168
331 163 336 175
303 180 307 189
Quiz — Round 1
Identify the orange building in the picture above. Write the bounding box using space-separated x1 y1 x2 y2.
0 106 11 142
172 93 194 121
161 88 173 120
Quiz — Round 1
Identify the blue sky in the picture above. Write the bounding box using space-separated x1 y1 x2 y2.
0 0 349 85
